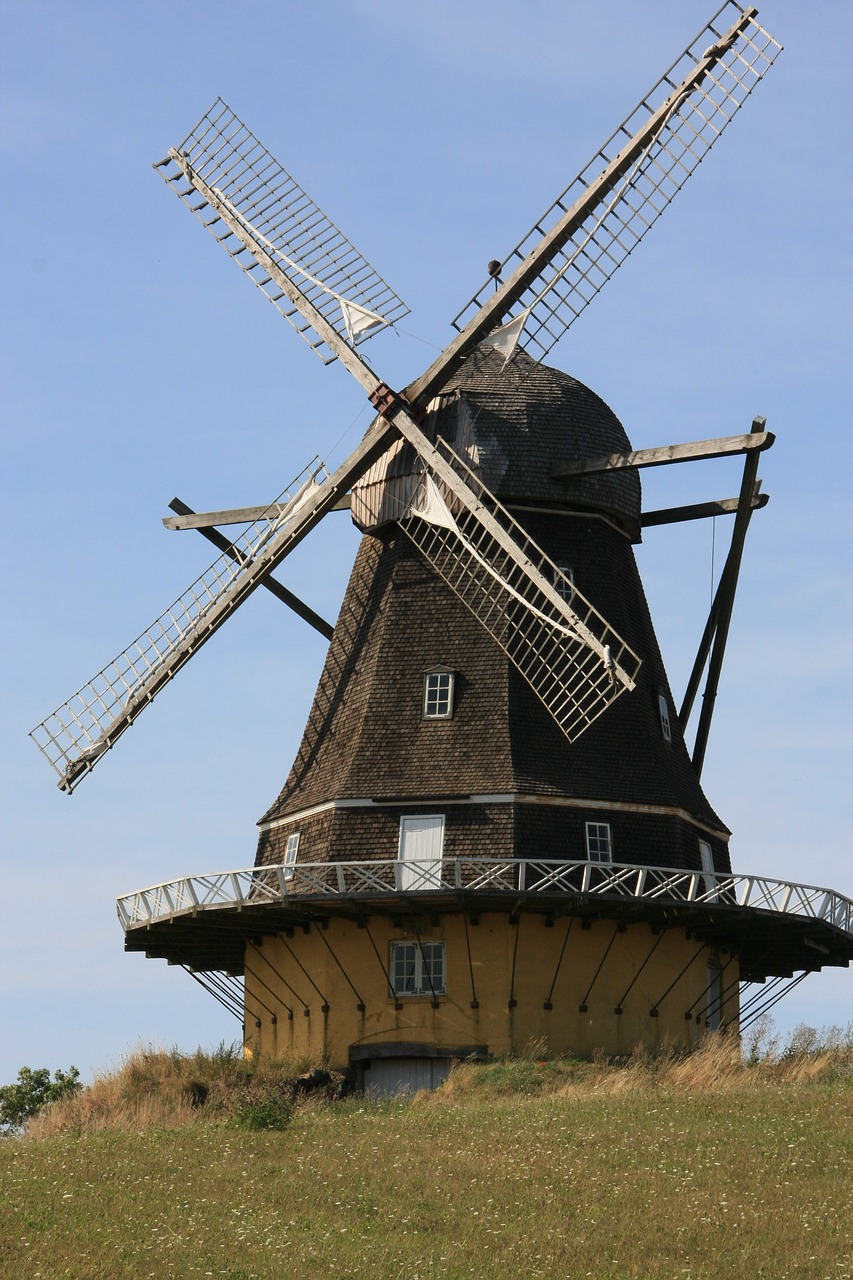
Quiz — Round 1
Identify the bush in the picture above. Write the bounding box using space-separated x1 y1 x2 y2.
22 1046 340 1138
231 1080 294 1131
0 1065 82 1133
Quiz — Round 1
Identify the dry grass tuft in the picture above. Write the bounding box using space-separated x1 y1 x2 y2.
26 1042 328 1138
426 1021 853 1106
20 1020 853 1136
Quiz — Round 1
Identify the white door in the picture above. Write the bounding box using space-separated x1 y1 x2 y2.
398 815 445 890
699 840 719 901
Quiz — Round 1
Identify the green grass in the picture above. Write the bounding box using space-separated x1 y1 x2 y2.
1 1031 851 1279
1 1061 851 1279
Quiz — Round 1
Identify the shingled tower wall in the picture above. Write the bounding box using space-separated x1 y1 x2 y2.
256 347 730 877
241 348 739 1077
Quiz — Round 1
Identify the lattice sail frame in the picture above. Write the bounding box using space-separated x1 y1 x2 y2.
397 438 642 742
450 2 781 362
156 98 410 365
30 459 330 791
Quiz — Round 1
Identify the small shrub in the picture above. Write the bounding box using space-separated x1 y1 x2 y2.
185 1080 209 1109
0 1065 81 1133
207 1039 243 1067
781 1021 853 1058
231 1080 294 1131
476 1059 547 1093
744 1014 781 1064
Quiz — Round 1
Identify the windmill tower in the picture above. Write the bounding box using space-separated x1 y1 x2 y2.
32 3 853 1094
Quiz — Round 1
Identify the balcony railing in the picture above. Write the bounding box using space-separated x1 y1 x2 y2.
116 858 853 936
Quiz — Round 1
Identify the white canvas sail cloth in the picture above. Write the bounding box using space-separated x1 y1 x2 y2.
338 298 387 343
212 187 389 345
411 476 582 642
247 474 323 559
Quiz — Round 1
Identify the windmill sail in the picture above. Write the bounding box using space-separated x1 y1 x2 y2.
446 1 781 367
30 425 398 792
155 99 410 366
397 442 641 741
32 5 778 791
151 96 644 745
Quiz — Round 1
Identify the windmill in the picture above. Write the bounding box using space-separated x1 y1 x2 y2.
32 2 853 1090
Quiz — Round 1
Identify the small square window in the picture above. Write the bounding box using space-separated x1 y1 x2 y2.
585 821 612 863
553 564 575 604
283 831 300 881
390 941 446 997
423 669 454 719
658 693 672 743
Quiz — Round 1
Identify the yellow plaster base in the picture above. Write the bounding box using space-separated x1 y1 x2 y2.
243 913 738 1068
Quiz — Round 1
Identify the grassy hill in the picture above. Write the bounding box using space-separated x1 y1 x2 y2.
1 1032 851 1280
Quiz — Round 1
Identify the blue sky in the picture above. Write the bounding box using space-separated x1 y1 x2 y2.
1 0 850 1084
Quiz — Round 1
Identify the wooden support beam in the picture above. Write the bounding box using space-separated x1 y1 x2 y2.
165 503 287 531
168 487 767 533
680 480 768 731
642 489 768 528
679 569 727 731
689 417 767 778
168 498 335 641
551 430 774 479
164 493 351 530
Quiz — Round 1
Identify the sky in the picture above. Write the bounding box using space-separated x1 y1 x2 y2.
1 0 850 1085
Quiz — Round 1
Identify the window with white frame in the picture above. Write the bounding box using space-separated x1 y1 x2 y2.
423 668 455 719
390 941 446 997
658 692 672 743
553 563 575 604
283 831 300 880
585 821 613 863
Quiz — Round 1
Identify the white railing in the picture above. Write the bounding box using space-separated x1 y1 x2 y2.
116 858 853 937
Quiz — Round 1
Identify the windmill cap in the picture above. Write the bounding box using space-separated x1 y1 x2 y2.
354 346 641 538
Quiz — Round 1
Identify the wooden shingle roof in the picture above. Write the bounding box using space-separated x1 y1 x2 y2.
353 346 642 538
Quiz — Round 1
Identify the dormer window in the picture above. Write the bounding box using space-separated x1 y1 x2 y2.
658 692 672 743
423 668 455 719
